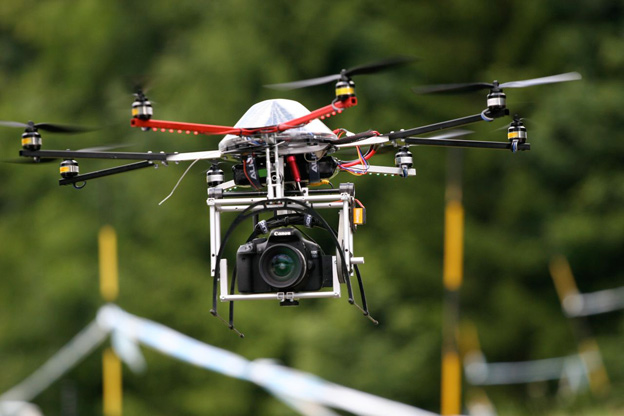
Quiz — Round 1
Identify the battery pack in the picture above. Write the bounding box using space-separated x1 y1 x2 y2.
353 207 366 225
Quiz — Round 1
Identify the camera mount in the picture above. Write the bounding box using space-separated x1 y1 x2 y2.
207 144 374 335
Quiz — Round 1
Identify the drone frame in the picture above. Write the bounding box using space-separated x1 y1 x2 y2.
15 73 530 188
6 69 546 336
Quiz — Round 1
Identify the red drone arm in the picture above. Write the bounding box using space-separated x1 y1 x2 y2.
130 96 358 137
130 118 244 135
276 98 356 131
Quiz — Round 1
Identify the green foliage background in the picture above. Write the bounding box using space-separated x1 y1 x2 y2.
0 0 622 415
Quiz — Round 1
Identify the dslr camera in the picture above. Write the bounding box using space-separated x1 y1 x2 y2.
236 228 333 294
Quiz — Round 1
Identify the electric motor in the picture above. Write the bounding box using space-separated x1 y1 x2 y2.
486 90 506 110
507 120 527 143
59 159 79 178
335 79 356 102
206 165 224 188
21 130 42 151
394 147 413 178
131 96 153 120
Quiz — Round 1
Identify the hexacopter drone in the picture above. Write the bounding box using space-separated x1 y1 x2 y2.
2 58 581 335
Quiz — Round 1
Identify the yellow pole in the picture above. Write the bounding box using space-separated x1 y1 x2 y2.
99 225 122 416
443 201 464 292
103 349 123 416
549 256 610 396
441 149 463 415
99 225 119 302
549 255 580 304
460 321 496 415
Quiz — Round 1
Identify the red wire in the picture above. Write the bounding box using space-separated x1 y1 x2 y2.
340 146 377 168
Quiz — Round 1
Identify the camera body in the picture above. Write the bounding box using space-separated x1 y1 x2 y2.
237 228 333 294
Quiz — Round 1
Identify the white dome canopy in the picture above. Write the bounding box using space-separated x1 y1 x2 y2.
219 99 336 155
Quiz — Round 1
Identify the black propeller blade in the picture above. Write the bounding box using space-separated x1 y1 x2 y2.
413 72 582 94
133 84 151 100
0 120 95 134
122 72 153 96
266 56 416 90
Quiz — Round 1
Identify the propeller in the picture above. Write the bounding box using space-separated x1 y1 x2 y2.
413 72 582 94
266 56 416 90
0 120 95 134
495 114 532 131
133 84 152 101
123 73 153 97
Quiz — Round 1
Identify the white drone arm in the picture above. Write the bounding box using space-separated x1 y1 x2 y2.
167 150 222 162
333 135 390 149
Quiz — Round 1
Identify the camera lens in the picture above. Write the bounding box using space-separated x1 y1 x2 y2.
271 253 296 278
259 244 306 289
